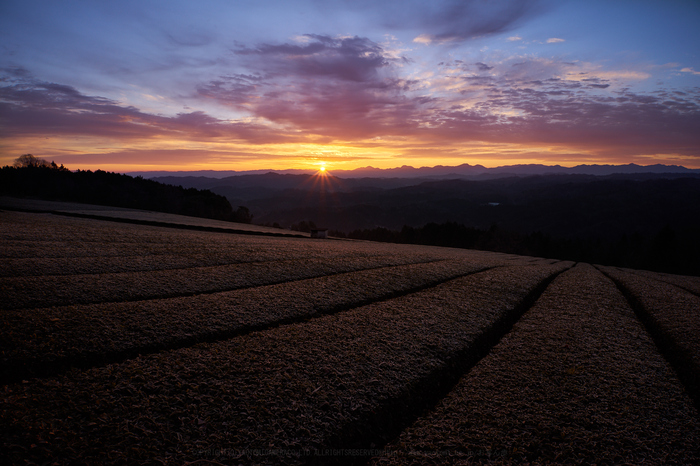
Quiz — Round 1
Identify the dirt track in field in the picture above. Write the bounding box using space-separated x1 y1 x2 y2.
1 201 699 465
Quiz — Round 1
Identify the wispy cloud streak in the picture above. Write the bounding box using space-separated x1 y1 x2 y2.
3 48 700 159
0 70 297 143
335 0 545 43
2 0 700 169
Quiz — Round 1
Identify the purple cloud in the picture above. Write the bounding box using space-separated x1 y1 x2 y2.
235 35 393 83
0 75 297 143
3 51 700 163
426 74 700 154
198 35 423 138
335 0 546 42
475 62 494 72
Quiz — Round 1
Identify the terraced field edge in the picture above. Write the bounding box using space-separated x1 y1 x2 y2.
1 206 307 239
320 263 574 466
0 265 497 386
599 267 700 413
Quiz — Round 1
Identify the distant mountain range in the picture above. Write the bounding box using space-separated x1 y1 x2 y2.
34 162 700 275
129 163 699 180
327 163 700 179
142 163 700 208
7 162 700 275
137 164 700 242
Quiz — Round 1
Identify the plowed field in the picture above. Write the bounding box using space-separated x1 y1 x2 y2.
1 201 699 465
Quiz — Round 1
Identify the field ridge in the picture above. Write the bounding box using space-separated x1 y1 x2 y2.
324 263 573 465
373 264 700 465
0 262 498 385
2 207 699 464
598 266 700 412
2 257 459 311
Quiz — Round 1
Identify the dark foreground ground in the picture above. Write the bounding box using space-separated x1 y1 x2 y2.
1 199 699 464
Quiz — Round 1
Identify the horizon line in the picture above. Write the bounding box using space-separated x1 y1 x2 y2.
123 161 699 176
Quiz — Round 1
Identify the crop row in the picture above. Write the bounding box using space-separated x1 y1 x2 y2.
371 263 700 464
0 258 506 384
624 268 700 296
3 209 699 464
1 212 523 289
0 243 448 277
599 266 700 408
1 212 514 311
0 211 459 264
0 247 468 278
0 211 454 262
3 252 499 311
0 261 570 464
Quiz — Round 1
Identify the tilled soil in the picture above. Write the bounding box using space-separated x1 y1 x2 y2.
372 264 700 464
599 265 700 409
1 208 699 465
0 259 499 383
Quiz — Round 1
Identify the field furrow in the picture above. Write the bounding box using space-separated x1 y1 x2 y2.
372 263 700 464
1 253 257 277
625 268 700 297
3 208 698 465
0 262 570 464
599 265 700 408
0 250 443 278
2 255 464 310
0 211 464 263
0 259 502 384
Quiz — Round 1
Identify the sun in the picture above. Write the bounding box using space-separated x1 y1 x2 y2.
319 165 326 173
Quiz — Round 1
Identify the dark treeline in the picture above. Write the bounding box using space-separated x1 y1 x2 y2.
0 156 252 223
336 222 700 277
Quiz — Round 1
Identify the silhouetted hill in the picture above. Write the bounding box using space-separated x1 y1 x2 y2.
146 170 700 241
10 162 699 274
0 165 252 223
182 172 699 275
152 172 438 203
138 162 700 182
237 175 699 235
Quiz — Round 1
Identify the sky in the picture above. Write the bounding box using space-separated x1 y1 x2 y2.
1 0 700 173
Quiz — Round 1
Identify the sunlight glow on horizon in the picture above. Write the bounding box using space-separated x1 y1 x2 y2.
8 148 697 174
2 1 698 172
7 133 697 173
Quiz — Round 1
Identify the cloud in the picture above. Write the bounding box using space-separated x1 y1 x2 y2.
369 56 700 158
413 35 433 45
0 80 151 138
427 66 700 154
3 50 700 166
337 0 545 43
203 35 424 139
507 36 523 41
234 35 393 83
0 74 298 144
0 66 32 82
587 70 651 81
197 74 265 106
201 46 700 158
546 38 565 43
681 67 700 76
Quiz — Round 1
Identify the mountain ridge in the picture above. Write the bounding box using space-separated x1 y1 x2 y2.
129 163 699 180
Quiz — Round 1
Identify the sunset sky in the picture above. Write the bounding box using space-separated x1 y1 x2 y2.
1 0 699 172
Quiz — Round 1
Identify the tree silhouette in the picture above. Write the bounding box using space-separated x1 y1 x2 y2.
233 206 253 224
13 154 50 168
0 162 248 224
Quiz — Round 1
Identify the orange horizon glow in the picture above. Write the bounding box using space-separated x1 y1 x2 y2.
2 4 699 175
4 137 698 173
